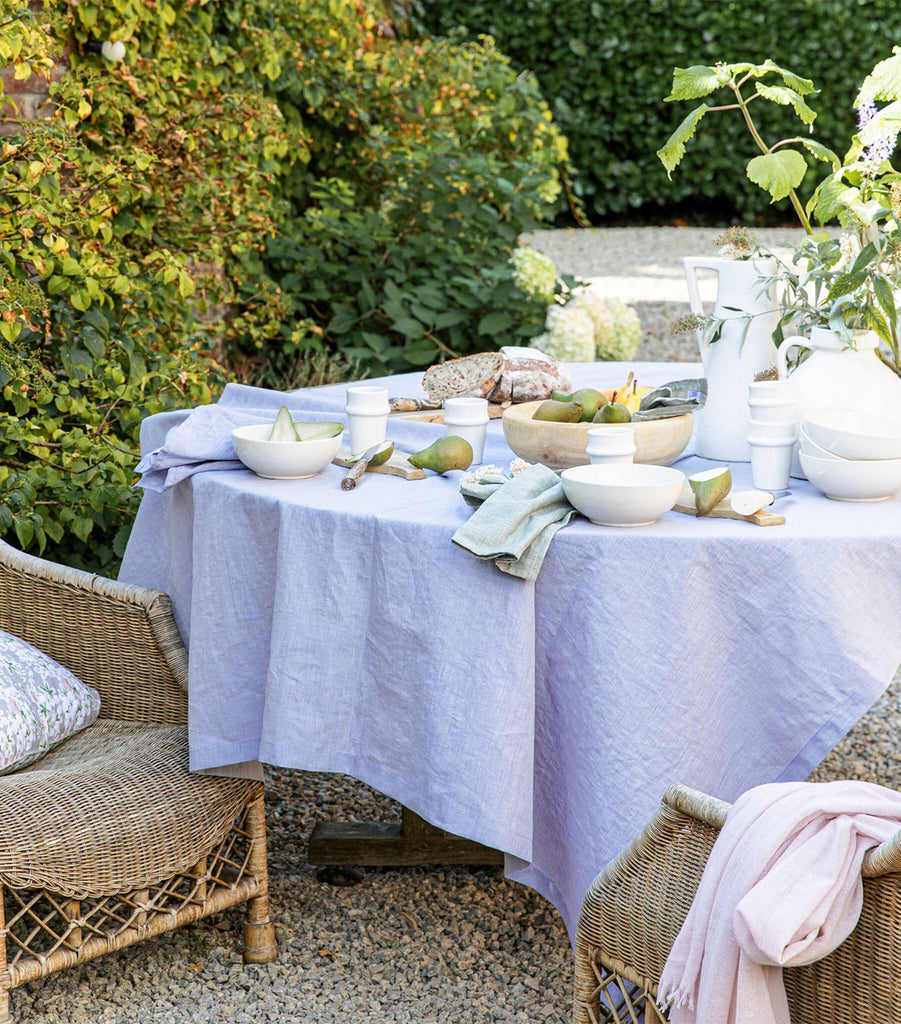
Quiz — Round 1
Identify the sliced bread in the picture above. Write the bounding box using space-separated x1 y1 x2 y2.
421 351 504 402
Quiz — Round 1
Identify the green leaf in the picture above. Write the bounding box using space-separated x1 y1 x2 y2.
874 275 897 323
746 150 808 202
864 304 893 344
657 105 708 175
827 269 867 301
754 83 817 126
392 316 425 339
856 52 901 104
797 139 839 168
13 516 33 549
72 516 93 543
82 307 110 338
478 311 513 335
730 60 814 95
665 65 731 102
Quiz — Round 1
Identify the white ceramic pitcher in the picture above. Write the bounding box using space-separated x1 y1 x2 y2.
777 326 901 477
684 256 780 461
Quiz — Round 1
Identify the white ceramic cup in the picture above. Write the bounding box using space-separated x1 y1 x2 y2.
586 425 636 466
444 396 489 464
748 379 796 425
747 421 795 490
345 385 390 456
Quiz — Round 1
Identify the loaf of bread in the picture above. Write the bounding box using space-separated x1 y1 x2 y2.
490 346 573 404
421 347 573 405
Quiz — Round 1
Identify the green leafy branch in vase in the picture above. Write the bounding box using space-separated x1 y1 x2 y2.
657 60 840 233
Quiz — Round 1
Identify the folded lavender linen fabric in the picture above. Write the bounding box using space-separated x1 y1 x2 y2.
451 463 576 581
134 383 347 491
659 779 901 1024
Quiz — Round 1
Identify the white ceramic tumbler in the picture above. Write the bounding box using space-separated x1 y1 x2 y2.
586 425 636 466
444 396 489 464
748 379 795 425
747 420 795 490
345 385 390 456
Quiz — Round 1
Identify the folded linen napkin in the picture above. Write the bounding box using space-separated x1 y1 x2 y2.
451 463 576 581
633 377 707 421
659 779 901 1024
134 383 351 491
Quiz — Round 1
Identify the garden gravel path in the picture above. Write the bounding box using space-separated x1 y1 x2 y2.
12 226 901 1024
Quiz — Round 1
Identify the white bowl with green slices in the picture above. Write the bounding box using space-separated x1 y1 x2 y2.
232 407 344 479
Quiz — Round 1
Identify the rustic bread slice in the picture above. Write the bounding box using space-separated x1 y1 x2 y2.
421 352 504 402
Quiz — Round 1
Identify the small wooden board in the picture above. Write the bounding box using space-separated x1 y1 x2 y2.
391 405 506 423
333 448 426 480
673 485 785 526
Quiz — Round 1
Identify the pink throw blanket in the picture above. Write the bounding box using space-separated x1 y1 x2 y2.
658 780 901 1024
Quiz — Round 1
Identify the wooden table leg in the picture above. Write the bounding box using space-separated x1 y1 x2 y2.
307 805 504 866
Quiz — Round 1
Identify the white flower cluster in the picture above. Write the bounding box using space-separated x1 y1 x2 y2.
532 302 596 362
599 297 642 362
529 285 641 363
510 246 557 303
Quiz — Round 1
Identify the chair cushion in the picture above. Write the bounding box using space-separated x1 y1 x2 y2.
0 629 100 775
1 720 259 897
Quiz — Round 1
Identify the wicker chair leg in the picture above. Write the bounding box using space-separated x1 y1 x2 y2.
0 887 10 1024
574 938 601 1024
241 794 277 965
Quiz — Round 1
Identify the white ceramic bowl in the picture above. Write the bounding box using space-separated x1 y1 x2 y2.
799 450 901 501
561 463 685 526
802 408 901 460
232 423 343 479
798 423 847 461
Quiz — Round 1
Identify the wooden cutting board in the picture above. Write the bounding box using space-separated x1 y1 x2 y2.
333 448 426 480
390 406 506 422
673 485 785 526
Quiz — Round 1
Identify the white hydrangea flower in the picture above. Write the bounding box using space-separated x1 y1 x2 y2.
597 297 641 361
570 285 614 350
511 246 557 303
538 302 596 362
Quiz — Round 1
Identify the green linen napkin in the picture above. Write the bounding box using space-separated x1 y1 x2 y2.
452 463 577 582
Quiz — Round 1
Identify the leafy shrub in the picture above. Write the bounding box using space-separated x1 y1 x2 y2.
240 29 569 380
416 0 901 225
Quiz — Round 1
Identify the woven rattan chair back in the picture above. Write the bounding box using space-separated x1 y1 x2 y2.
574 783 901 1024
0 541 276 1023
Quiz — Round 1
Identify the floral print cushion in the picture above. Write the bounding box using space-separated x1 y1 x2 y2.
0 630 100 775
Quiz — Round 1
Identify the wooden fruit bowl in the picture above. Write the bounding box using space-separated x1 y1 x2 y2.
502 401 693 469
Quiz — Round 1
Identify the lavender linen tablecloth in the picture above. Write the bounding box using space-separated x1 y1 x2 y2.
119 364 901 942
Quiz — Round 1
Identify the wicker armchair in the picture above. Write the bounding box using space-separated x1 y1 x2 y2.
0 540 276 1023
574 783 901 1024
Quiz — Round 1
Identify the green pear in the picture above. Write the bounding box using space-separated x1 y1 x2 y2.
533 399 584 423
568 388 608 422
689 466 732 516
594 401 631 423
409 436 473 474
550 390 575 403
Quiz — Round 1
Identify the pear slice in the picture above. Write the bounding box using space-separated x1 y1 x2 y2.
344 440 394 466
689 466 732 516
268 405 300 442
294 421 344 441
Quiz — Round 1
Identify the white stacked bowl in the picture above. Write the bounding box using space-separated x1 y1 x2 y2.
799 408 901 500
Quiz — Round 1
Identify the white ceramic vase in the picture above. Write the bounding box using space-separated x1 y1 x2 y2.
777 326 901 478
684 256 780 462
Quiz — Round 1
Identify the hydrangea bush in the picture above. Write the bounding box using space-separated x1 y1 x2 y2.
517 248 642 363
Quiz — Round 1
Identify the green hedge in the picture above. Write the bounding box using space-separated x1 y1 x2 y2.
417 0 901 225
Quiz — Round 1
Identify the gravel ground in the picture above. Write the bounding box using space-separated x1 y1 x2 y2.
11 226 901 1024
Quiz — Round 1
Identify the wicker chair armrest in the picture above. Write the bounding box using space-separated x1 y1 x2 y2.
663 784 731 830
0 540 188 723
